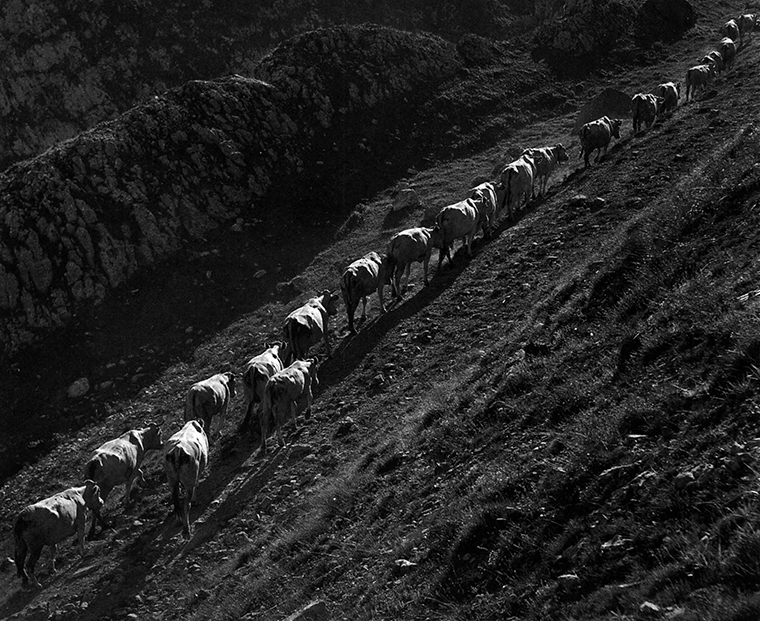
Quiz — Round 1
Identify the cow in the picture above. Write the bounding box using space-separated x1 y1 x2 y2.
82 423 163 537
701 50 724 74
184 372 235 443
738 14 757 44
14 480 103 587
436 199 486 269
340 251 387 334
239 342 287 433
722 18 740 42
283 291 341 364
685 63 716 102
520 144 569 196
578 116 622 168
163 420 209 540
631 93 664 134
720 37 737 71
468 181 505 227
499 154 536 220
258 358 320 455
381 226 444 303
654 82 680 115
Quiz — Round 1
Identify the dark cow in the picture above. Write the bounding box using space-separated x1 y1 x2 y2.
578 116 622 168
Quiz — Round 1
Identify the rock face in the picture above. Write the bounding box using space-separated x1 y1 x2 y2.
0 24 461 358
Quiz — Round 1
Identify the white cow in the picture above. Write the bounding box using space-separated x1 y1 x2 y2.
520 144 569 196
184 372 236 442
83 423 163 536
722 18 740 42
701 50 724 74
340 251 387 334
500 154 536 219
720 37 737 71
653 82 680 115
164 420 209 540
468 181 504 227
239 342 287 433
738 14 757 44
578 116 622 167
631 93 664 133
436 199 485 269
259 358 320 455
685 63 715 102
382 226 444 303
283 291 341 363
14 481 103 587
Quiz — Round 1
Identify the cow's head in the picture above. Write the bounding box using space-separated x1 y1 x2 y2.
429 225 445 249
306 356 321 389
554 144 569 163
83 480 104 511
610 119 622 139
675 82 681 98
320 289 341 316
223 371 236 398
142 422 164 450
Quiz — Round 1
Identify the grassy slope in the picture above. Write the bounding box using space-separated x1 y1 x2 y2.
3 1 760 620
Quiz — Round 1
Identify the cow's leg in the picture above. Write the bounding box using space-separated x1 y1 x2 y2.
240 399 254 432
259 407 269 455
49 544 58 574
27 545 43 587
124 469 143 508
322 328 332 357
360 296 368 322
393 267 403 299
402 264 412 294
76 517 86 556
15 536 29 585
347 304 356 334
423 254 431 286
181 494 192 540
276 406 286 447
171 480 182 523
290 401 299 430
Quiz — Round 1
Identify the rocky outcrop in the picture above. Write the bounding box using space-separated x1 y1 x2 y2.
0 0 513 172
532 0 637 73
0 25 461 358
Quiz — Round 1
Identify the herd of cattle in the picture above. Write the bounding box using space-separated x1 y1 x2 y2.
9 10 755 590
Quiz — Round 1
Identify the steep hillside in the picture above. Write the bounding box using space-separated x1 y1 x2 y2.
5 0 760 620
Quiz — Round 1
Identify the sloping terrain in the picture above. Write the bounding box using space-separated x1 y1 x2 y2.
3 1 760 620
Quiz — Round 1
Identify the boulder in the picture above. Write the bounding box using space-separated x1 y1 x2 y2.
573 88 631 135
392 188 421 212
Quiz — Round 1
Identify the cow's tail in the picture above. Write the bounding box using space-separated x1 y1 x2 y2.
13 513 28 580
